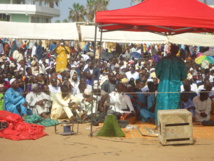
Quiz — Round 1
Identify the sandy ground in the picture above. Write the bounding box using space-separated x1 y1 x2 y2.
1 123 214 161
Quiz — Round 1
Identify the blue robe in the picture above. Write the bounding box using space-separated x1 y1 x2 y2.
140 94 155 122
155 56 187 124
4 88 27 116
36 45 43 60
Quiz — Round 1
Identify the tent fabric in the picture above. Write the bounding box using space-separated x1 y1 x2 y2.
81 25 214 47
167 33 214 47
0 21 79 40
96 0 214 35
80 25 167 43
0 111 47 141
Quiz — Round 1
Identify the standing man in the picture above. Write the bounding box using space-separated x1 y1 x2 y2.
31 42 37 57
155 44 187 124
53 40 70 72
36 41 43 60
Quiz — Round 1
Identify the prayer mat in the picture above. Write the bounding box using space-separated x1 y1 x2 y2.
121 122 214 140
24 115 59 127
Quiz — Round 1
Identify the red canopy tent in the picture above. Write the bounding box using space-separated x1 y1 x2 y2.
89 0 214 137
95 0 214 35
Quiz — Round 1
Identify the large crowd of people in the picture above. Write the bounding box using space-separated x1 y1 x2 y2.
0 38 214 125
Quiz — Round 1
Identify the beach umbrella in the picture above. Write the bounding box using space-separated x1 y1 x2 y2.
195 55 214 64
196 52 203 57
203 51 214 56
130 52 143 59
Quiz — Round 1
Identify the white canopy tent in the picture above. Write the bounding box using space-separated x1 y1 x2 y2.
167 33 214 47
0 21 79 40
1 22 214 46
80 25 168 44
81 25 214 47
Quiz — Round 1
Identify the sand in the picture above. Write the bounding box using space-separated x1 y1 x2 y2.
0 123 214 161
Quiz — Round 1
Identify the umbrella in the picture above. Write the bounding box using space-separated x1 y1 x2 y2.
195 55 214 64
203 50 214 56
130 52 143 59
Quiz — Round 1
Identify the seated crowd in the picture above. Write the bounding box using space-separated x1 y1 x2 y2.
0 39 214 124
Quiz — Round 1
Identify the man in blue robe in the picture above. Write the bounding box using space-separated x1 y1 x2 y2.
140 82 156 123
4 79 30 116
155 44 187 124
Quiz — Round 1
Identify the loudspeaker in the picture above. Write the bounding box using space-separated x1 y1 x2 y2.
158 109 193 145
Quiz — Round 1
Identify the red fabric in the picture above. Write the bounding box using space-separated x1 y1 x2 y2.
9 57 14 61
4 81 10 90
0 111 47 141
96 0 214 34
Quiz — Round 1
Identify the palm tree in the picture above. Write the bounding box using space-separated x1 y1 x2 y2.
68 3 86 22
86 0 109 22
35 0 61 7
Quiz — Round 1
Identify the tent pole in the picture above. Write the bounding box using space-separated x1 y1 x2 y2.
92 26 103 135
90 24 98 137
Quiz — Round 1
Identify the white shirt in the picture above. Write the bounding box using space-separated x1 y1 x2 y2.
13 50 23 62
109 92 135 114
193 96 211 122
131 47 136 53
81 54 90 61
70 80 79 95
180 83 198 93
197 85 205 95
125 71 139 80
48 85 61 94
31 46 37 57
26 92 51 115
141 85 149 92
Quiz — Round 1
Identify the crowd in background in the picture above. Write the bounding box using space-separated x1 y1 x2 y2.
0 38 214 124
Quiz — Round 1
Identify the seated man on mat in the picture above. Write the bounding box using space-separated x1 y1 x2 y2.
140 82 156 124
26 84 52 119
100 83 136 122
4 79 31 117
193 90 211 122
51 85 83 120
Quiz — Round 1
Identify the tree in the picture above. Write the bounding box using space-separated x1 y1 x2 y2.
86 0 109 22
35 0 61 7
55 20 61 23
68 3 86 22
62 19 69 23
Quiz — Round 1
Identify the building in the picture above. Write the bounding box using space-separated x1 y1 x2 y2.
0 0 60 23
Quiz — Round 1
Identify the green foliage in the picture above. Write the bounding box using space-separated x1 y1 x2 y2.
55 19 60 23
68 0 110 22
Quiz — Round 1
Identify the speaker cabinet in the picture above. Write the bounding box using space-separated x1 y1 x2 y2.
158 109 193 145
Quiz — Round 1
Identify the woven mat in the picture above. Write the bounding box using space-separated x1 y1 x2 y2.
121 122 214 140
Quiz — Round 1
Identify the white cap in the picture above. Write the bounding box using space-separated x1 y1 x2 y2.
115 64 120 68
147 79 153 82
10 78 16 85
84 88 92 96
